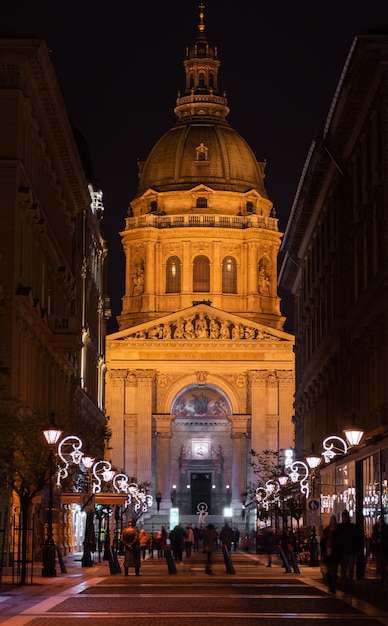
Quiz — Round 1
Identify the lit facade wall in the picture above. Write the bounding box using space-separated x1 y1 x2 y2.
0 38 108 454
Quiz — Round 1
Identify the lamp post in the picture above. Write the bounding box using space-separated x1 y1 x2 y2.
81 455 95 568
41 419 63 577
171 485 177 507
278 470 289 547
305 451 322 567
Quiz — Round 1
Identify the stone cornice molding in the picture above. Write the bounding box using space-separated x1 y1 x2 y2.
230 415 249 435
248 369 293 387
107 369 128 381
231 432 246 439
154 413 175 437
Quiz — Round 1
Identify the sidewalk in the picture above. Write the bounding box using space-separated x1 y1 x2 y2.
0 549 387 615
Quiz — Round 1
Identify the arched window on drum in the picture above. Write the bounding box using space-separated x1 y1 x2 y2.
222 256 237 293
193 255 210 292
166 256 181 293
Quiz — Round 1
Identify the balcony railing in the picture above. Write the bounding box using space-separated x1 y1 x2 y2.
126 213 277 232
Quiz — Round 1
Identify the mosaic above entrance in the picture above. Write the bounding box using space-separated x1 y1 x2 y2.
172 386 231 418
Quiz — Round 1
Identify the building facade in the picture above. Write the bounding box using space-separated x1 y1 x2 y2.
0 38 109 489
106 10 295 523
279 29 388 573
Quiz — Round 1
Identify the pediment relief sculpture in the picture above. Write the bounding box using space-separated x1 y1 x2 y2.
129 312 280 341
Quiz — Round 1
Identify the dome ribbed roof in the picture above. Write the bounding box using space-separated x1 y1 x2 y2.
136 122 267 197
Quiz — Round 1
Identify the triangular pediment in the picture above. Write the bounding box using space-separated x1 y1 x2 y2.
108 304 293 344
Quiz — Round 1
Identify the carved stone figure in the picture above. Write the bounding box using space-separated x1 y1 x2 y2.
258 265 270 295
209 317 219 338
132 264 144 295
195 312 208 338
184 318 195 339
163 324 171 339
231 323 244 340
148 325 162 339
219 320 230 339
244 325 256 339
174 319 185 339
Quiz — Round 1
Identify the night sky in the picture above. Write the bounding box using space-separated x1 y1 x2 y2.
2 1 388 333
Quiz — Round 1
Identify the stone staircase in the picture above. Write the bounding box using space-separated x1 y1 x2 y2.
142 513 246 533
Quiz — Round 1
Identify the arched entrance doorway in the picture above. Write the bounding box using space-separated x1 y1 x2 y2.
170 385 232 515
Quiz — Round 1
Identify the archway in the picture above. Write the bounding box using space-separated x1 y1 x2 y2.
170 385 232 515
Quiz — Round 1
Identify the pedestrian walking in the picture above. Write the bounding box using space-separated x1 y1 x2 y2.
232 527 240 551
169 524 187 564
139 528 148 560
262 525 276 567
337 509 364 594
220 522 233 551
371 518 388 576
320 515 340 594
122 516 141 576
148 532 155 558
156 528 166 558
185 524 194 557
203 523 218 574
193 524 201 552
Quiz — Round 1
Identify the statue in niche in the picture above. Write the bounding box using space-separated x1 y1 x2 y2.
212 444 223 459
132 264 144 295
179 444 190 459
258 264 270 295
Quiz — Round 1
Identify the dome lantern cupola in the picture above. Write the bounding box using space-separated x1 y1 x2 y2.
175 3 229 124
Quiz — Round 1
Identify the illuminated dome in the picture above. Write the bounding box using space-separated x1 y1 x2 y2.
136 123 268 197
135 7 268 200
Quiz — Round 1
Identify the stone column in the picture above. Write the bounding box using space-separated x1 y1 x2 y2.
154 414 174 511
145 238 155 295
160 434 172 508
213 240 222 293
249 371 267 453
231 433 243 508
248 241 257 294
106 370 127 470
136 373 154 484
182 240 191 294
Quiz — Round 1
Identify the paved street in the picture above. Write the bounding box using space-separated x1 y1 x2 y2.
1 550 387 625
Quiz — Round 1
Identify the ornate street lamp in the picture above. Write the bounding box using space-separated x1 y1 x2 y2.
41 416 63 577
81 455 95 568
306 452 322 567
343 413 364 447
277 471 289 542
171 485 177 507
